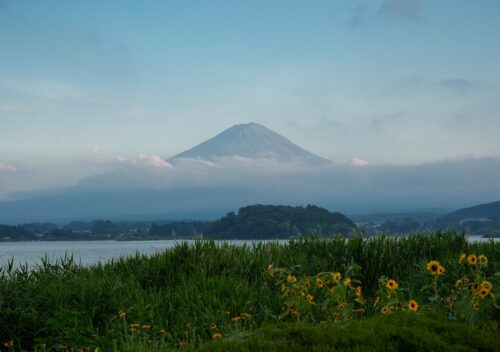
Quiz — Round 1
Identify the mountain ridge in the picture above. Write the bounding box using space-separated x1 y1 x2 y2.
169 122 331 165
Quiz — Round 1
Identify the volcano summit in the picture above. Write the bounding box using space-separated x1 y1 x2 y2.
169 122 330 166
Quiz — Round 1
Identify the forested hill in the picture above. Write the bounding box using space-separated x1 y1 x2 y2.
205 204 358 239
438 201 500 222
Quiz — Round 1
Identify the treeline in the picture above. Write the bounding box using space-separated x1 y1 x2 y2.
0 204 358 241
206 204 358 239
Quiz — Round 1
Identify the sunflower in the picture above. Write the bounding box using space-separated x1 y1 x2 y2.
459 253 466 264
210 324 217 330
479 288 490 298
482 280 493 291
287 275 297 283
472 282 482 295
212 333 222 340
344 278 351 287
355 286 362 297
478 255 488 265
473 302 480 311
381 306 390 315
437 265 445 275
467 254 477 265
306 294 314 302
463 277 470 284
386 279 399 290
455 279 463 288
408 300 418 312
4 340 14 350
426 260 441 275
316 278 324 288
338 302 346 309
332 272 342 284
267 264 273 271
231 316 241 322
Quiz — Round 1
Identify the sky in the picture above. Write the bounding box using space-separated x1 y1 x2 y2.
1 0 500 199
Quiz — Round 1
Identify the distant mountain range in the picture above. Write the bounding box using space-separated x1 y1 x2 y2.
169 122 331 165
434 200 500 235
0 123 499 224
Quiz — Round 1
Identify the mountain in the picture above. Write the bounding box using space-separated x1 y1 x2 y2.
169 122 331 165
439 200 500 221
434 200 500 236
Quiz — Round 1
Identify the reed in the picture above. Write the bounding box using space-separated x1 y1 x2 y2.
0 231 498 351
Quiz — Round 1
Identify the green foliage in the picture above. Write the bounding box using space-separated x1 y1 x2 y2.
195 314 500 352
0 232 498 350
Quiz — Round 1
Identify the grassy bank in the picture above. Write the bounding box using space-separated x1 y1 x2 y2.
1 232 499 351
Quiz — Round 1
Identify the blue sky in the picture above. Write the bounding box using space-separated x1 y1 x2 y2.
1 0 500 170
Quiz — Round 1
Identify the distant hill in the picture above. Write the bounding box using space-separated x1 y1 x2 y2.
169 122 331 166
435 200 500 236
205 204 358 239
439 201 500 221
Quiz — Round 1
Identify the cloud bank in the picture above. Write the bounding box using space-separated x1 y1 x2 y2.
1 154 499 223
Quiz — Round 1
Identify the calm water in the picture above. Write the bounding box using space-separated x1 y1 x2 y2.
0 236 496 269
0 240 287 269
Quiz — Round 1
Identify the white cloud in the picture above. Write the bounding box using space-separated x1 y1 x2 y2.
350 157 369 166
137 154 173 168
0 162 17 173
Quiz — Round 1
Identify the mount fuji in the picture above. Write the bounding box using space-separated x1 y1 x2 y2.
169 122 330 166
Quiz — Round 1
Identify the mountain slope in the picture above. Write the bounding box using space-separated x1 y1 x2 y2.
439 201 500 222
169 122 330 165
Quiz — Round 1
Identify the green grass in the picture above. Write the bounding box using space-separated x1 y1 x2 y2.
0 232 498 351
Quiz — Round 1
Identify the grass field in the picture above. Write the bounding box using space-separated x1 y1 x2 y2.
1 232 499 351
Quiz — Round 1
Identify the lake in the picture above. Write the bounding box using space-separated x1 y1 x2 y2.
0 236 496 269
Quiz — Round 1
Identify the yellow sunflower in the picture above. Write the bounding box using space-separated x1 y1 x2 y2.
455 279 463 288
482 280 493 291
344 278 351 287
426 260 441 275
355 286 362 297
210 324 217 330
478 255 488 265
332 272 342 284
437 265 445 276
212 333 222 340
386 279 399 290
458 253 466 264
472 282 482 295
473 302 480 311
316 278 325 288
381 306 390 314
463 277 470 284
467 254 477 265
287 275 297 283
479 288 490 298
306 294 314 302
408 300 419 312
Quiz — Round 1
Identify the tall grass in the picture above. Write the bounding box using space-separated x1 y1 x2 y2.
0 231 498 350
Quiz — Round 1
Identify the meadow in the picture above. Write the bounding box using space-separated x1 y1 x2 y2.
1 232 499 351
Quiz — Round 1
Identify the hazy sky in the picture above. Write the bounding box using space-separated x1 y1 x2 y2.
1 0 500 167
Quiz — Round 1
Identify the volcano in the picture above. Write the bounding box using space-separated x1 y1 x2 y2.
169 122 330 166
